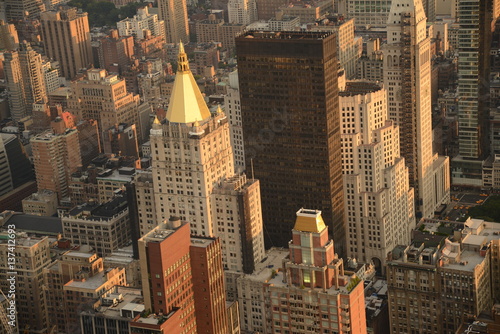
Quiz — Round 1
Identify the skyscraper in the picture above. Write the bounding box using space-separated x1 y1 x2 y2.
382 0 450 218
150 44 265 273
158 0 189 43
3 41 47 121
235 31 345 254
31 128 82 202
451 0 493 186
40 7 93 79
339 81 415 271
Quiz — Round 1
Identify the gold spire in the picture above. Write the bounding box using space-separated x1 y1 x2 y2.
216 104 223 114
153 115 161 124
177 41 189 72
293 209 327 233
165 42 211 124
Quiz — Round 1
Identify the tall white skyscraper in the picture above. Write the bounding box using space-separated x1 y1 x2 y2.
383 0 450 219
150 43 264 273
340 81 415 272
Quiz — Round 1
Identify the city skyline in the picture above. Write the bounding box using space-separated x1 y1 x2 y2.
0 0 500 333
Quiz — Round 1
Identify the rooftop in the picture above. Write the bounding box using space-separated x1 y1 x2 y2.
67 195 128 220
64 268 117 290
98 289 144 319
191 236 215 248
245 248 289 282
133 308 180 326
0 212 62 235
339 81 383 96
239 30 334 40
96 168 136 183
142 229 174 242
293 208 326 233
443 250 485 272
0 234 47 247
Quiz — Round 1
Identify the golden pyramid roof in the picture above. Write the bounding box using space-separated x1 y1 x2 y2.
293 209 326 233
165 42 211 124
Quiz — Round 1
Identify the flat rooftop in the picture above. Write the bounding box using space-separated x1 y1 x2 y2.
1 212 62 235
443 250 485 272
64 269 118 290
96 168 136 183
339 81 383 96
67 195 128 220
245 248 289 282
239 30 334 40
191 236 215 248
98 290 144 319
0 235 46 247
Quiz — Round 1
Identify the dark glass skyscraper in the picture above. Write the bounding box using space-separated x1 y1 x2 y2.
235 31 345 255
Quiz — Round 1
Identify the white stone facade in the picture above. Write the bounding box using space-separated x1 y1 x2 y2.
339 82 415 271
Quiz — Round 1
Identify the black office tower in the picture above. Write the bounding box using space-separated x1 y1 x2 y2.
235 31 345 255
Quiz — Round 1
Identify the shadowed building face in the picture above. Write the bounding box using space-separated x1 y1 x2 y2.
235 31 345 255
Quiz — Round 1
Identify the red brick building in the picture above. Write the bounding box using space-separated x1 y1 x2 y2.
190 236 228 334
138 217 197 334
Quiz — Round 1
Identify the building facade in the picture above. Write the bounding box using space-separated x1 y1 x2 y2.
190 236 228 334
40 7 93 79
3 42 47 121
235 31 345 254
382 0 450 218
61 195 131 256
138 219 197 333
97 30 135 74
237 209 367 334
0 236 51 334
387 218 500 334
224 70 245 171
158 0 189 43
228 0 257 25
451 0 493 187
117 6 165 40
31 129 82 202
68 69 143 146
339 81 415 272
4 0 45 21
306 17 362 80
22 190 58 216
150 44 265 273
